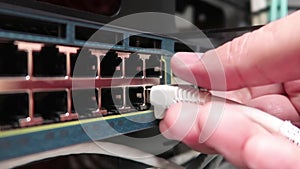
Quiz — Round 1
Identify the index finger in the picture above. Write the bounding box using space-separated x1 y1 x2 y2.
172 10 300 90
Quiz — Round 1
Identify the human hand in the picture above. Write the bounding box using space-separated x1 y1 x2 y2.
160 10 300 168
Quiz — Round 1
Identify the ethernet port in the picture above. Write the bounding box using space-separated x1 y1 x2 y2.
34 91 67 123
71 89 99 118
145 54 161 78
129 35 161 49
126 87 150 111
71 48 97 77
100 51 122 78
0 93 28 129
33 45 66 77
125 53 143 78
174 42 196 52
0 43 27 77
101 87 123 113
145 86 152 105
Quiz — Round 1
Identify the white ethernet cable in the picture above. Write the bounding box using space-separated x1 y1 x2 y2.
150 85 300 146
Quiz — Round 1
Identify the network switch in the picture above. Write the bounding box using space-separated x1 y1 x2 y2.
0 1 258 162
0 2 172 161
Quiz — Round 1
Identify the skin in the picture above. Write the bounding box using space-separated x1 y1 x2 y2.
160 10 300 169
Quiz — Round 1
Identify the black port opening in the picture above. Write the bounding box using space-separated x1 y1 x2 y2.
75 26 123 45
145 86 152 105
0 14 66 38
126 87 150 111
0 93 28 128
101 88 123 113
71 89 98 117
129 35 161 49
0 43 27 77
71 48 97 77
34 91 67 123
100 51 122 78
174 42 196 52
33 45 66 77
145 54 161 78
37 0 121 16
125 53 143 78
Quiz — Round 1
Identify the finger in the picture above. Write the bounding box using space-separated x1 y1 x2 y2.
172 10 300 90
284 79 300 113
245 94 299 121
211 83 284 103
159 102 217 154
159 101 276 168
243 133 300 169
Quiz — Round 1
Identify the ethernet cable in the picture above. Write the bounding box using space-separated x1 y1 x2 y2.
270 0 288 21
270 0 279 21
280 0 288 18
150 85 300 146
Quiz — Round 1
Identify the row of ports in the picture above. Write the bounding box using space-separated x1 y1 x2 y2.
1 13 198 51
0 42 162 78
1 13 164 49
0 86 152 130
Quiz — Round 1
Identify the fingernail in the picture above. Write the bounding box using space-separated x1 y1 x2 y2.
171 52 203 84
171 52 202 68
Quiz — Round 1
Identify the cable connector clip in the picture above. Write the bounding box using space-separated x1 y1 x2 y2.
150 85 300 148
150 85 210 119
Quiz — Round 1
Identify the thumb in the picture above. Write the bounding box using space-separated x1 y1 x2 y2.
172 10 300 90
